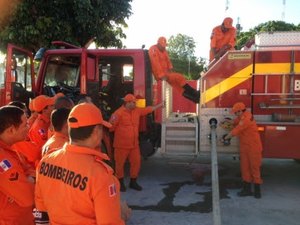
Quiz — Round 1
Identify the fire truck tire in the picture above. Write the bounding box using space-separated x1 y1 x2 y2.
139 139 156 160
293 159 300 164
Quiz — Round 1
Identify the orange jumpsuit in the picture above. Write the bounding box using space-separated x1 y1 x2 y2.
148 44 186 94
231 111 263 184
12 141 39 179
35 144 124 225
109 106 153 179
42 131 69 157
28 114 50 158
12 140 40 170
0 140 35 225
28 112 38 128
47 125 54 139
210 25 236 61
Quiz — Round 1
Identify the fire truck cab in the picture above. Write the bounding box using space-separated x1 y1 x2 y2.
0 44 35 107
0 42 162 158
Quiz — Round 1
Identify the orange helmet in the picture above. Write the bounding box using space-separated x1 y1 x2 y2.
124 94 136 102
231 102 246 114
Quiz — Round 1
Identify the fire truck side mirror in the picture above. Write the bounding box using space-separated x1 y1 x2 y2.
34 48 46 61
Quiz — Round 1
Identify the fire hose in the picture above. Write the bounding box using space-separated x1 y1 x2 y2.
209 118 222 225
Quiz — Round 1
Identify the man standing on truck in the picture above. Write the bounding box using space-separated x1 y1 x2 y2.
148 36 200 104
109 94 164 192
209 17 236 62
222 102 263 199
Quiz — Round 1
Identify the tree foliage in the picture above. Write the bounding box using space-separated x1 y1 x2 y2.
167 34 206 80
0 0 132 52
0 0 22 30
236 20 300 49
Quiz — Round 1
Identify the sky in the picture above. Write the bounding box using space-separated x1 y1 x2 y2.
122 0 300 60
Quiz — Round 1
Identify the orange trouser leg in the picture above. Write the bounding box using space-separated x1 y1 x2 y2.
166 72 187 94
248 150 263 184
114 148 130 179
240 150 251 183
128 146 141 179
240 148 263 184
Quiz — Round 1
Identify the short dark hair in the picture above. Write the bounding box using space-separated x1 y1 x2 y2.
77 94 92 104
69 124 96 141
51 108 70 132
0 106 24 134
54 96 74 109
8 101 26 110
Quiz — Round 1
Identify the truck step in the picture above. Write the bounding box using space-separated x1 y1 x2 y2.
161 113 199 156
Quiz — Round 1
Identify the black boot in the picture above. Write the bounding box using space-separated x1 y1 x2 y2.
129 178 142 191
119 178 126 192
237 181 253 197
182 84 200 104
254 184 261 199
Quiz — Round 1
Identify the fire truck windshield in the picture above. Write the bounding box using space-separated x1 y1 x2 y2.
43 55 80 97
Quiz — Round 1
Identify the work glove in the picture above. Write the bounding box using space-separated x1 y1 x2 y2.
221 134 231 146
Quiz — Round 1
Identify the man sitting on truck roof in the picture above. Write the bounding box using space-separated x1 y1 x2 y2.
148 37 200 104
209 17 236 62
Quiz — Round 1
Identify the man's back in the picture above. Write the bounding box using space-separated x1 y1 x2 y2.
35 144 124 225
42 131 68 157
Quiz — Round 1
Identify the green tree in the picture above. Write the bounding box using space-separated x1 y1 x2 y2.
167 34 206 80
0 0 132 52
236 20 300 49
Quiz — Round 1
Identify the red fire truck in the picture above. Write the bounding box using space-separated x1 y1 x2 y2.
1 31 300 161
0 41 167 158
198 31 300 161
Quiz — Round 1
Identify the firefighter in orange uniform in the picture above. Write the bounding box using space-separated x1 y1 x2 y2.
223 102 263 198
42 108 70 157
109 94 164 192
35 103 125 225
210 17 236 62
148 36 200 103
28 95 55 156
28 100 38 128
0 105 35 225
9 101 39 175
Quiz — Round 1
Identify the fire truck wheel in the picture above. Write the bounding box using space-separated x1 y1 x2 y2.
294 159 300 164
139 140 155 160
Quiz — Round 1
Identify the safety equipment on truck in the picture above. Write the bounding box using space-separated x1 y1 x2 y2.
220 118 234 130
221 134 231 146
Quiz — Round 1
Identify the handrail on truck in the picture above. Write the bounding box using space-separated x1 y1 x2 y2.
209 118 222 225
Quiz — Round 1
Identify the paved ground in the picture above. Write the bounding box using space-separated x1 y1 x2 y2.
121 153 300 225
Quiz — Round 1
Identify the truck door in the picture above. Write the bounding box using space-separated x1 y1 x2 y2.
0 44 35 106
